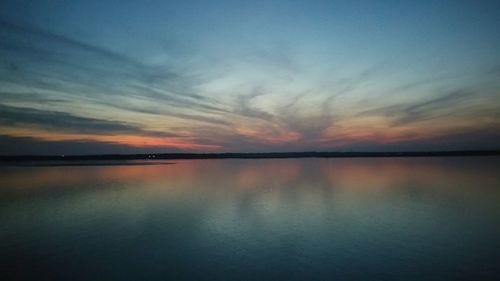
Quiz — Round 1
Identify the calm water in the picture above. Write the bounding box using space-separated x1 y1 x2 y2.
1 157 500 280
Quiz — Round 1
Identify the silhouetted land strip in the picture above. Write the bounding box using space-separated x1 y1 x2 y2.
1 150 499 162
4 161 174 167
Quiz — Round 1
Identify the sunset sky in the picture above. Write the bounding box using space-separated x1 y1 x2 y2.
1 0 499 154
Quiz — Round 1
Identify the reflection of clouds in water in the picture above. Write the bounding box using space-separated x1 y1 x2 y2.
1 158 500 279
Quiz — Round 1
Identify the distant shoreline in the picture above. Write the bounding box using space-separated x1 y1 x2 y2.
1 150 499 162
1 161 175 167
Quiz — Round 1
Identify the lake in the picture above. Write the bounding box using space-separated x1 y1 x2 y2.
1 157 499 280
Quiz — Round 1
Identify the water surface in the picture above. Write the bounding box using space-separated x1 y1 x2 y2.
1 157 500 280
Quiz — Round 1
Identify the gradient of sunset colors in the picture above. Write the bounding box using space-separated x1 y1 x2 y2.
1 0 499 154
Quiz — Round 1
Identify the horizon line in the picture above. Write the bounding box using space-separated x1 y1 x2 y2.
2 150 500 161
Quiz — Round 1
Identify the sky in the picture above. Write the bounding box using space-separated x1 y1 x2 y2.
0 0 499 154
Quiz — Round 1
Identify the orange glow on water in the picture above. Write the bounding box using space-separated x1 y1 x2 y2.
3 158 499 199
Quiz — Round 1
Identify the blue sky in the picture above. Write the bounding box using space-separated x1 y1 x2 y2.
1 0 499 154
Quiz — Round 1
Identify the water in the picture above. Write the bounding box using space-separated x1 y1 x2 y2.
1 157 499 280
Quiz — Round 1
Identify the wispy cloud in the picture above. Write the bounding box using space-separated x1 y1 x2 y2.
0 19 145 68
0 134 185 155
1 4 500 154
0 19 233 129
0 104 177 137
358 90 476 126
0 19 201 97
233 89 275 121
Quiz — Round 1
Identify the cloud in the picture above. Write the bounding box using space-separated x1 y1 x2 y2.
0 19 236 130
358 90 475 126
0 91 66 104
100 100 232 127
0 104 177 137
0 134 183 155
0 19 202 101
233 89 275 121
347 125 500 152
1 15 499 154
0 19 144 68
